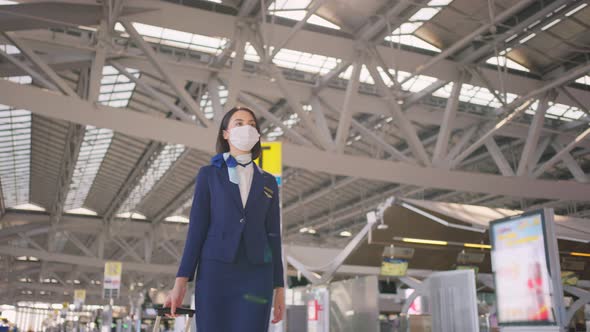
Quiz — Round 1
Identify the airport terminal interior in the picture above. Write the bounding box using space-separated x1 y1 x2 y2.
0 0 590 331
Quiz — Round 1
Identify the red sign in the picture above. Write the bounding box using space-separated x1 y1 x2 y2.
307 300 323 321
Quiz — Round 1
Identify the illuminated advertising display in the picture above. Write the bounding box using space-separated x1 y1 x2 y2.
490 211 557 326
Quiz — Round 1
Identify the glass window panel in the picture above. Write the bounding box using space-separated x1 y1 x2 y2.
0 107 31 208
64 125 114 210
117 144 186 214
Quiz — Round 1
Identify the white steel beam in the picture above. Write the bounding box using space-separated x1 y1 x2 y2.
309 96 336 147
2 79 590 201
400 0 536 84
0 244 175 274
266 64 335 150
207 75 224 123
312 60 352 94
2 32 77 97
14 27 590 139
111 236 144 262
484 138 515 176
0 48 58 91
225 26 246 109
318 97 414 163
238 92 314 146
118 19 211 126
442 126 478 169
549 142 589 183
451 61 590 167
432 72 467 165
334 55 362 152
269 0 327 60
516 92 554 176
367 63 431 166
88 20 108 103
115 1 590 108
533 129 590 179
109 61 196 122
63 231 96 257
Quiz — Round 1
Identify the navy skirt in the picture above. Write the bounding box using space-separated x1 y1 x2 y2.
194 234 274 332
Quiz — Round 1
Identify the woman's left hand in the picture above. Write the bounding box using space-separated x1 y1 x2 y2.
271 287 285 324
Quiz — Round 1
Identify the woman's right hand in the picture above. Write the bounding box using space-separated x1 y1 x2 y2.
164 277 188 317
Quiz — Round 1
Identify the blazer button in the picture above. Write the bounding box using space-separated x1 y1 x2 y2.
239 218 245 224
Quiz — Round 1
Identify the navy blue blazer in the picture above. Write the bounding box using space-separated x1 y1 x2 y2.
176 153 284 288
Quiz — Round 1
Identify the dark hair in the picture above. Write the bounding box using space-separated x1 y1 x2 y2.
216 106 262 159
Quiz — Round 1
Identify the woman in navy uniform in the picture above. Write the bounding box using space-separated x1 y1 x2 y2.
165 107 285 331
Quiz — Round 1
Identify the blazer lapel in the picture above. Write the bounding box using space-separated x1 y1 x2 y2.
244 164 264 212
219 165 244 212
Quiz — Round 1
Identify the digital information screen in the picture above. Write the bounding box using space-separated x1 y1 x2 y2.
490 211 556 326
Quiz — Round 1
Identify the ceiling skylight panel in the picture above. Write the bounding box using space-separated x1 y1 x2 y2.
307 15 341 30
117 144 186 215
428 0 453 6
165 215 189 223
273 10 307 21
339 65 375 84
0 105 31 208
575 75 590 86
273 48 339 75
409 7 441 21
565 3 587 16
433 82 453 98
268 0 340 30
117 22 229 56
385 35 441 52
562 108 585 120
4 76 32 85
271 0 311 10
200 84 228 119
244 43 261 62
99 66 138 108
376 67 395 87
0 44 19 54
64 126 113 211
546 103 585 120
392 22 424 35
486 55 530 72
396 71 437 92
540 18 561 31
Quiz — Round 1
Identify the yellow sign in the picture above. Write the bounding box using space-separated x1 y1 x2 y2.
255 142 282 184
380 258 408 277
104 261 122 277
74 289 86 301
74 289 86 310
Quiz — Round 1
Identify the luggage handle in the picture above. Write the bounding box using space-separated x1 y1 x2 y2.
152 307 195 332
156 307 195 317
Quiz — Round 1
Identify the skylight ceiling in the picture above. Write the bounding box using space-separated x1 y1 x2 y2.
268 0 341 30
115 22 229 56
64 126 113 211
117 144 186 215
64 65 138 211
0 103 31 208
525 102 587 122
384 0 453 53
575 75 590 86
200 84 228 119
273 48 340 75
433 82 517 109
432 82 586 122
486 48 530 73
98 66 138 108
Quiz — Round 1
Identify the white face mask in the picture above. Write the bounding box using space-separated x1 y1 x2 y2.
228 125 260 151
